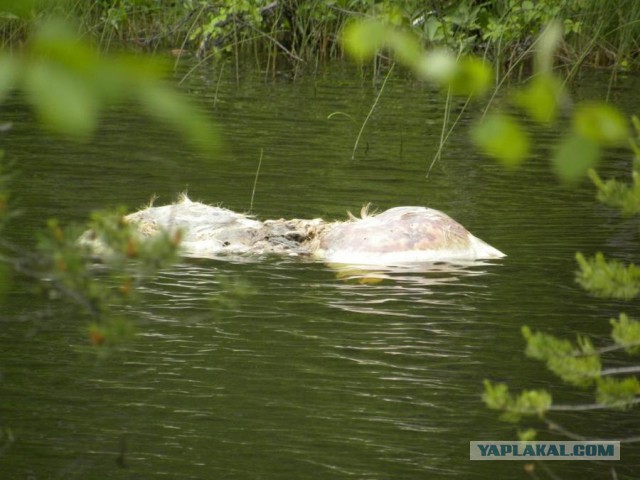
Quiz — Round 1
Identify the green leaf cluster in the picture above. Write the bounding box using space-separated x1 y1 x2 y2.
486 317 640 423
611 313 640 354
189 0 267 54
589 169 640 215
523 326 601 387
596 376 640 410
34 209 181 349
482 380 552 422
575 252 640 300
482 0 566 45
585 117 640 215
0 0 39 18
517 428 538 441
82 208 181 271
413 0 581 57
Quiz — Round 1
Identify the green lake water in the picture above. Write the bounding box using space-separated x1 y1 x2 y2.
1 61 640 479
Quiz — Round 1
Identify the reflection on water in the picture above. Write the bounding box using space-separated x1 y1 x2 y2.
326 260 501 316
2 64 640 479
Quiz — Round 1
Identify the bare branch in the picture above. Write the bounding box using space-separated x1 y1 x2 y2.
546 418 640 443
600 365 640 376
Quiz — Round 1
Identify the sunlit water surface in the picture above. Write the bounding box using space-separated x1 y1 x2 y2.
1 62 640 479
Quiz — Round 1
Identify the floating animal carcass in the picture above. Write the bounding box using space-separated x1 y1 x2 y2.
83 196 505 265
316 205 505 264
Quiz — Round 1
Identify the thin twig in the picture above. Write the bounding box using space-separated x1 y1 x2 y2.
549 397 640 411
428 85 451 178
481 35 542 120
561 340 640 359
544 419 587 440
244 22 304 63
427 90 472 178
179 33 264 85
427 46 472 178
546 418 640 443
600 365 640 376
173 6 207 70
352 62 395 161
250 148 263 212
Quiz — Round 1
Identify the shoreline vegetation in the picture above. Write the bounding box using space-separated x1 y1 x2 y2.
1 1 639 76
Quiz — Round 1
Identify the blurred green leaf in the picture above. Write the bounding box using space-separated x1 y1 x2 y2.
552 133 599 182
16 18 218 150
111 53 168 83
23 61 98 138
471 114 530 167
0 54 21 103
0 0 37 17
414 50 457 84
341 19 388 61
513 74 564 123
517 429 537 441
387 30 423 67
535 21 562 74
137 83 220 154
448 57 493 97
30 19 103 76
95 54 169 105
30 20 168 103
416 52 492 96
341 19 421 68
574 103 628 146
23 20 103 137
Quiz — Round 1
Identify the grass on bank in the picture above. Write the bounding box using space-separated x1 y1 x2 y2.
0 0 638 76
